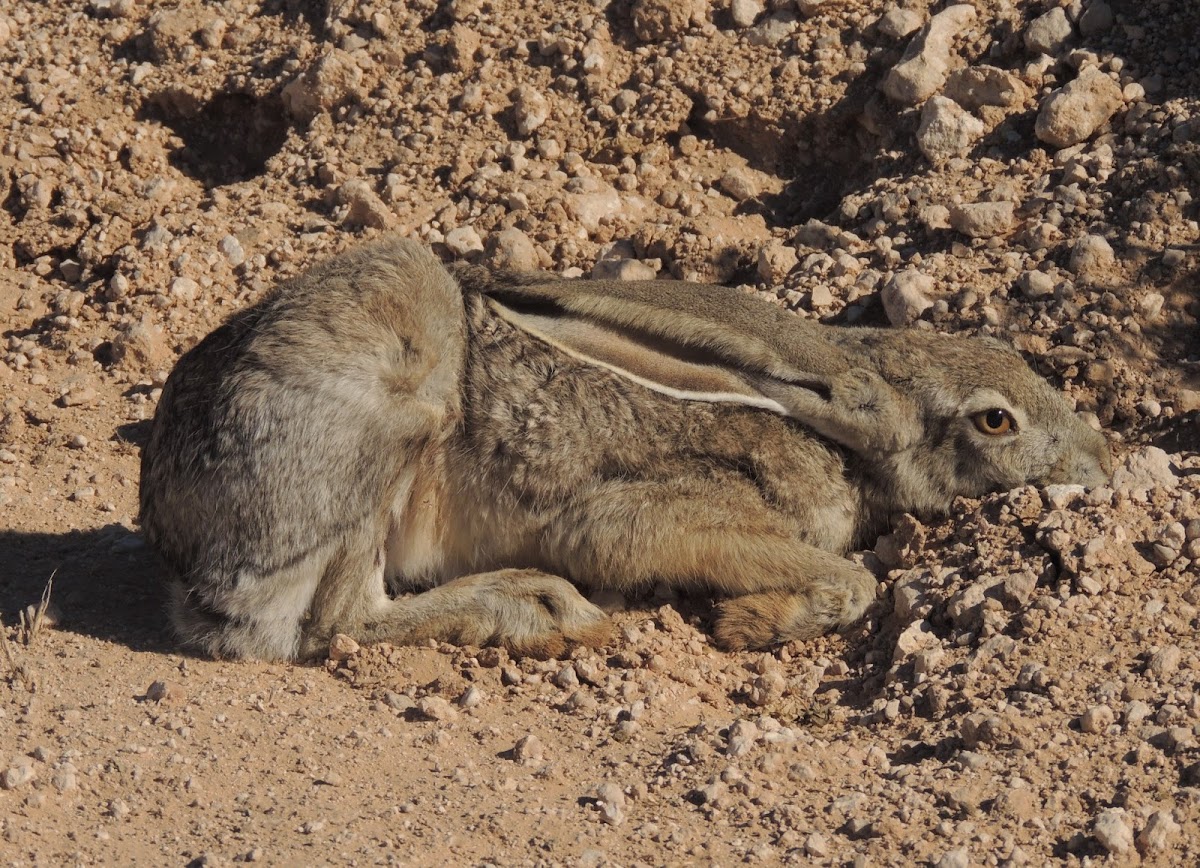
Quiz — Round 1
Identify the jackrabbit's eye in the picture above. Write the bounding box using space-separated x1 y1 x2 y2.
973 408 1015 435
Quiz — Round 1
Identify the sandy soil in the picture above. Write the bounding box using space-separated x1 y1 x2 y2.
1 0 1198 864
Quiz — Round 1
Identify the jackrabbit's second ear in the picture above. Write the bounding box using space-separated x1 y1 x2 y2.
485 289 920 454
487 296 809 413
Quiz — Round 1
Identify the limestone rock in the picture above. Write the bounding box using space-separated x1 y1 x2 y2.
881 4 977 106
1035 67 1124 148
917 96 985 163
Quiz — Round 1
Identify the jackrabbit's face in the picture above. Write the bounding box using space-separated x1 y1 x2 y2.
876 335 1111 504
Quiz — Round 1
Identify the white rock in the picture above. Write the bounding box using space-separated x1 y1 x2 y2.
568 186 622 233
592 781 625 826
218 234 245 266
1035 67 1124 148
757 241 798 284
281 50 363 121
877 8 923 39
1068 234 1115 280
882 269 935 325
936 849 969 868
336 179 393 229
729 0 762 28
169 276 198 301
444 226 484 255
1111 447 1177 496
949 201 1014 238
328 633 360 661
1024 7 1073 55
485 228 539 271
513 86 549 136
1137 810 1181 851
718 166 759 200
746 11 796 47
1018 269 1056 299
1092 808 1135 855
881 4 977 106
917 96 985 163
1079 704 1114 733
591 258 657 281
809 284 833 307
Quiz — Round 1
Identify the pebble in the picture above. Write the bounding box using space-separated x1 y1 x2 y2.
881 4 977 106
485 228 539 271
51 763 78 793
877 8 923 40
512 734 544 764
757 241 798 284
631 0 705 42
729 0 762 29
936 848 969 868
417 696 458 722
1079 704 1114 733
335 180 393 230
327 633 360 662
1024 7 1072 55
67 434 89 450
591 258 657 281
1068 234 1116 280
1 762 36 790
949 201 1014 238
917 96 985 163
591 781 625 825
458 686 483 709
882 269 935 325
718 166 759 201
746 12 797 48
1035 67 1124 148
218 235 245 267
145 679 187 705
1092 808 1135 855
1147 645 1181 679
1017 269 1056 299
281 50 363 121
944 66 1027 110
169 276 199 301
1137 810 1180 851
1111 447 1177 496
444 226 484 255
513 86 549 136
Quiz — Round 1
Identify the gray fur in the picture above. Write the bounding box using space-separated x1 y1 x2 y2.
139 238 1111 660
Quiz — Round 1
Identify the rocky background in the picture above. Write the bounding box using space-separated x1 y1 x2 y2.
1 0 1197 864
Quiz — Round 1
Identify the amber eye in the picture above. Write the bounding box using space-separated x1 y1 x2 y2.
973 408 1015 435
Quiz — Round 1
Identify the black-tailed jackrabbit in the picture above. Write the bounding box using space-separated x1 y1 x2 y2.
139 238 1110 660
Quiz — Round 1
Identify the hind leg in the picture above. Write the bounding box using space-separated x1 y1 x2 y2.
545 478 877 649
299 530 610 659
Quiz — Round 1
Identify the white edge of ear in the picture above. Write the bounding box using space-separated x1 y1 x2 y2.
488 299 792 415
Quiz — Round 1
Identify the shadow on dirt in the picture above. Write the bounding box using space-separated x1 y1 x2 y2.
138 89 292 188
0 526 172 654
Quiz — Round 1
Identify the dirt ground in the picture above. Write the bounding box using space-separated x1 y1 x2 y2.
1 0 1198 864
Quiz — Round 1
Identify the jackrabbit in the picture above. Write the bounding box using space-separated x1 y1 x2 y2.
139 237 1111 661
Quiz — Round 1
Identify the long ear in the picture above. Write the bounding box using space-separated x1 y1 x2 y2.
483 279 921 454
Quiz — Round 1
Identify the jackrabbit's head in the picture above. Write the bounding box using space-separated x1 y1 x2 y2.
476 274 1110 509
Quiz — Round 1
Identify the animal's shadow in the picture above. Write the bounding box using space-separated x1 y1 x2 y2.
0 525 173 655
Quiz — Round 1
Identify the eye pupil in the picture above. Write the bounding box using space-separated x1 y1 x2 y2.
986 409 1006 429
